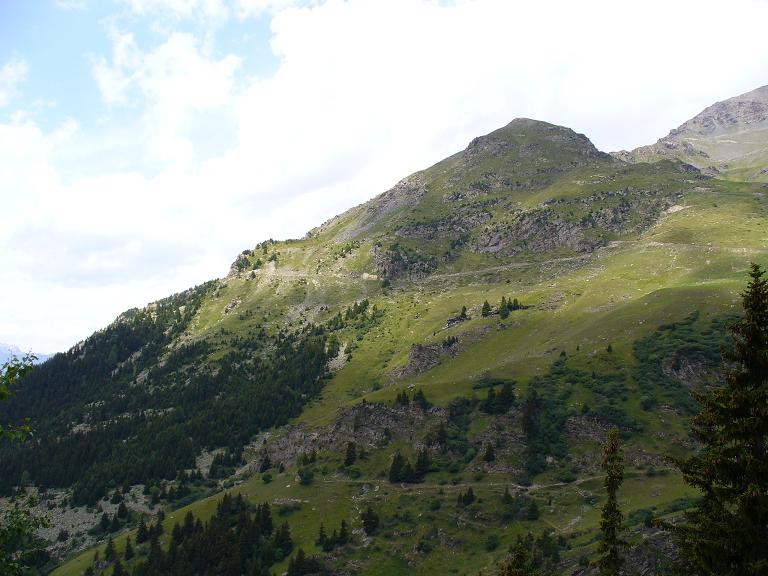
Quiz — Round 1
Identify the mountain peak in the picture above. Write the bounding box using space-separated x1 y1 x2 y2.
670 84 768 138
464 118 607 161
613 84 768 182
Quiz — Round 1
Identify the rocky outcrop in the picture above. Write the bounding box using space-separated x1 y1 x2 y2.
372 243 437 281
393 343 452 379
396 211 492 241
471 190 674 256
246 402 447 472
661 350 723 388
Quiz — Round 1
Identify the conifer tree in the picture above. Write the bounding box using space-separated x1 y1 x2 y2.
361 506 379 536
338 519 350 545
500 296 510 319
671 263 768 575
344 441 357 467
482 300 492 317
526 500 539 521
105 536 116 562
415 447 430 479
483 442 496 462
597 428 624 576
389 450 405 483
316 523 327 547
413 388 430 410
499 536 538 576
124 536 134 560
136 515 149 544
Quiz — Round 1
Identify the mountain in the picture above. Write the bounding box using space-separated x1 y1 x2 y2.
3 110 767 576
613 85 768 182
0 342 52 366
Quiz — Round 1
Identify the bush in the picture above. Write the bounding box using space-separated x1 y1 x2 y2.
485 534 500 551
297 467 314 486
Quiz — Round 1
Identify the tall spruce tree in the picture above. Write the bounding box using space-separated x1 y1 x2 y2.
597 428 624 576
671 263 768 575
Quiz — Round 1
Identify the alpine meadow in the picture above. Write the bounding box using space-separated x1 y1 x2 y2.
2 77 768 575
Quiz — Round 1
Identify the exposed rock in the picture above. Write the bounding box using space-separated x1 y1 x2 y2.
243 403 447 473
394 343 451 379
661 350 722 388
612 85 768 182
224 298 241 314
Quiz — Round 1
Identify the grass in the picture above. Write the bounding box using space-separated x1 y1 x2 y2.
50 122 768 575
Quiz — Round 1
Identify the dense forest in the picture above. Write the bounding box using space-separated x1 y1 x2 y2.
0 287 352 505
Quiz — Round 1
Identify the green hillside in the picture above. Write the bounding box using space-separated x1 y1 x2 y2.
3 115 767 575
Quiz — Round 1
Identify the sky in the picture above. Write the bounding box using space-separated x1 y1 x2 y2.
1 0 767 354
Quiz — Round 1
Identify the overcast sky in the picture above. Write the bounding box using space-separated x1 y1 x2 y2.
1 0 767 353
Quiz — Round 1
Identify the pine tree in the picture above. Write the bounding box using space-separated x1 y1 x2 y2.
112 558 125 576
344 441 357 467
136 515 149 544
361 506 379 536
526 500 539 521
500 296 510 319
459 305 467 319
338 519 350 545
99 512 110 532
389 450 405 483
482 300 492 317
597 428 624 576
499 536 538 576
415 447 430 479
124 536 134 560
413 388 430 410
316 523 327 547
483 442 496 462
671 263 768 575
105 536 116 562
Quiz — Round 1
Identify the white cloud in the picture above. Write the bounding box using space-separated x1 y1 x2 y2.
55 0 88 10
0 59 28 108
234 0 310 19
120 0 230 22
3 0 768 352
93 28 241 163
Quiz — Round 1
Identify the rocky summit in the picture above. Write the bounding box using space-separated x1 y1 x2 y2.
613 85 768 182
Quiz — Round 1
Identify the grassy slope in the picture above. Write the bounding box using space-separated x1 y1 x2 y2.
53 124 768 575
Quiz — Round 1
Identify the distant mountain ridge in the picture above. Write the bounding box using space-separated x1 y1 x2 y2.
613 85 768 182
0 342 52 366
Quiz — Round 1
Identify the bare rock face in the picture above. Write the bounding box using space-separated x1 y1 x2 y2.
661 350 723 388
247 402 447 472
395 343 450 378
371 243 437 282
308 173 428 243
471 190 674 256
613 85 768 182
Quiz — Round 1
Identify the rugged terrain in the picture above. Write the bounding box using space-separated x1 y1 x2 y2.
2 101 767 575
613 85 768 182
